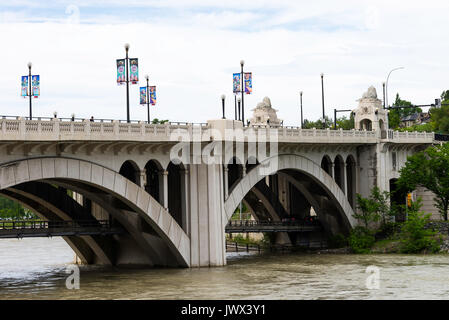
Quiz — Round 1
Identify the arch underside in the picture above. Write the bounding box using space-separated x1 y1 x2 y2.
226 154 357 236
0 157 190 268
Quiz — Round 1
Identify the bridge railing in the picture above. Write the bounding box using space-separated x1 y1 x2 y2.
0 219 111 230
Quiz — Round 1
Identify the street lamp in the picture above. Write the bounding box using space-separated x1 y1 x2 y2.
21 62 39 119
385 67 404 108
300 91 303 128
221 94 226 119
117 43 139 123
321 73 325 128
240 60 245 125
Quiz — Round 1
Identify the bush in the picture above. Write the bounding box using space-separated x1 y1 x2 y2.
348 227 375 253
400 200 439 253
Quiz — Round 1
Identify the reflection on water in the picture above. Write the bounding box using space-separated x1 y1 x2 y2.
1 238 449 299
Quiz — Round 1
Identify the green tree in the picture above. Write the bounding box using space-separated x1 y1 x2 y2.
397 143 449 221
151 118 169 124
400 199 439 253
388 94 421 129
429 90 449 133
302 116 333 129
336 113 355 130
354 193 380 229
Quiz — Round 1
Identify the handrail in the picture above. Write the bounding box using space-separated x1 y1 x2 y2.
0 219 111 230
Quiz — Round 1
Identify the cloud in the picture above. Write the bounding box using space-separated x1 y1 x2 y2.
0 1 448 125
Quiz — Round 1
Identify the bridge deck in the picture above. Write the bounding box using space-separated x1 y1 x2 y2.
0 220 123 238
225 220 322 233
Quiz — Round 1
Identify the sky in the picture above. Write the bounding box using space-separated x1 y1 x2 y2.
0 0 448 125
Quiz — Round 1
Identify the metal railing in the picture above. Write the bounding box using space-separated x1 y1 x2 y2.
0 219 123 238
225 220 322 233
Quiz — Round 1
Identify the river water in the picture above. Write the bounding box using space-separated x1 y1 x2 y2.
1 238 449 299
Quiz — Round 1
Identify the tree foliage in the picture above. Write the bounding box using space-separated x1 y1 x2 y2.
0 196 36 219
388 93 421 129
397 143 449 220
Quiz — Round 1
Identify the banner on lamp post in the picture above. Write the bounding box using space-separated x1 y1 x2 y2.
117 59 125 85
140 87 147 105
129 58 139 84
21 76 28 97
233 73 241 93
32 75 40 97
149 86 156 105
244 72 252 94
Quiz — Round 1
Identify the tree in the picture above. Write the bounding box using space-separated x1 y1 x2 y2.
336 113 355 130
430 90 449 133
397 143 449 220
354 193 380 229
441 90 449 102
302 116 333 129
151 118 169 124
388 93 421 129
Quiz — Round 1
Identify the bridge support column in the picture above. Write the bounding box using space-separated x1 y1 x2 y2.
139 169 147 189
331 162 335 180
188 163 226 267
343 162 348 196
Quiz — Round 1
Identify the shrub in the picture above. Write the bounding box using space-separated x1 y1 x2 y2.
348 227 375 253
328 233 348 248
400 200 439 253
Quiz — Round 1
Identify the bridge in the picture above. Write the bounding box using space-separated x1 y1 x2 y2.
0 86 438 267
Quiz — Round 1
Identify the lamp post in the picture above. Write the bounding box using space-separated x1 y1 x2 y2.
124 43 130 123
385 67 404 108
27 62 32 119
240 60 245 125
382 82 386 109
234 95 237 120
221 94 226 119
145 75 151 123
300 91 303 128
321 73 325 128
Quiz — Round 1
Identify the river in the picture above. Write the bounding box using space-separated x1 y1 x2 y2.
1 237 449 299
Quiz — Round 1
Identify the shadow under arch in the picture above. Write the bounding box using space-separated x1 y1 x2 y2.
0 157 190 267
224 154 357 235
119 160 141 186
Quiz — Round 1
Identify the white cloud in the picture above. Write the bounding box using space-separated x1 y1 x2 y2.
0 0 448 125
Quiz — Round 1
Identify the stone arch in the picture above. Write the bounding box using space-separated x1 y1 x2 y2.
145 159 163 204
119 160 140 186
346 155 357 208
0 157 190 267
359 119 372 131
334 155 345 191
227 156 243 192
224 154 357 235
167 161 187 231
321 155 333 177
246 156 259 174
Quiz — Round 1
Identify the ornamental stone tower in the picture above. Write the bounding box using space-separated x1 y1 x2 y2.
353 86 388 132
249 97 282 127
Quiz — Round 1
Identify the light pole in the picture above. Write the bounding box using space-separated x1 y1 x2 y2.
385 67 404 108
240 60 245 125
300 91 303 128
382 82 386 109
321 73 325 128
28 62 32 119
145 75 150 123
221 94 226 119
125 43 130 123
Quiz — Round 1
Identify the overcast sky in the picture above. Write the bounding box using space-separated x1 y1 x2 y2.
0 0 448 125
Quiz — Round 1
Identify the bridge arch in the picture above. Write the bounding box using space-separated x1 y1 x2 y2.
0 157 190 267
224 154 357 235
321 155 333 177
144 159 163 204
119 160 141 186
334 155 345 191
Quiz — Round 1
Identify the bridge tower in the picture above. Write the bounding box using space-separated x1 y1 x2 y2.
353 86 388 133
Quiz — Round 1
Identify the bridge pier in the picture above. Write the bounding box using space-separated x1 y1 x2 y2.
188 163 226 267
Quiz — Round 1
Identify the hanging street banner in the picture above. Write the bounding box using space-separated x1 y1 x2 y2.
233 73 241 93
116 59 125 85
149 86 156 105
32 75 40 97
140 87 147 105
21 76 28 97
244 72 252 94
129 58 139 84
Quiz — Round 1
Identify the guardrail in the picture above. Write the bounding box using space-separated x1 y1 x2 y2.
0 117 435 144
0 219 123 238
225 220 322 233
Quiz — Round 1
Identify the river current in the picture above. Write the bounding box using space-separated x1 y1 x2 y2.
1 237 449 299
